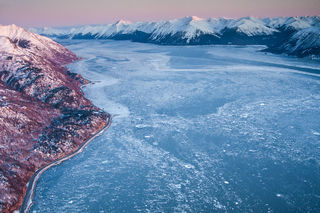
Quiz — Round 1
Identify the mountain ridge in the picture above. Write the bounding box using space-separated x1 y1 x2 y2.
29 16 320 58
0 24 108 212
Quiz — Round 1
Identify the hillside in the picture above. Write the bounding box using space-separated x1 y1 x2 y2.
0 24 108 212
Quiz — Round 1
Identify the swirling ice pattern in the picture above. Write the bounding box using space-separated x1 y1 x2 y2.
31 40 320 213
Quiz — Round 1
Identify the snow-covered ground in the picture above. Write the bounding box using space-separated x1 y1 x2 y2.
30 40 320 212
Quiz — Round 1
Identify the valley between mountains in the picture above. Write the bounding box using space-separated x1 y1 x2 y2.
0 15 320 212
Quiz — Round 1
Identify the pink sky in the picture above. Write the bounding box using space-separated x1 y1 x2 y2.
0 0 319 27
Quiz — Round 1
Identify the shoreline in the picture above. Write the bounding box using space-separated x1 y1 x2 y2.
19 114 113 213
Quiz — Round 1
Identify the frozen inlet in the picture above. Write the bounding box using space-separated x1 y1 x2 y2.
28 39 320 213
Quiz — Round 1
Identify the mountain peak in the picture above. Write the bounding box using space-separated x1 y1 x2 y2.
0 24 25 35
0 24 77 64
115 19 131 25
179 16 203 22
190 16 202 21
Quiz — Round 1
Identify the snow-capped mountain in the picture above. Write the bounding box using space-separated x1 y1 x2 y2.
30 16 281 42
269 26 320 57
30 16 320 57
149 16 220 42
0 24 108 212
0 24 85 108
0 24 77 65
263 16 320 31
261 17 320 57
225 16 278 36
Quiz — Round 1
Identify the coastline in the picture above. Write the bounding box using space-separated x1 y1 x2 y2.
19 115 113 213
0 25 113 212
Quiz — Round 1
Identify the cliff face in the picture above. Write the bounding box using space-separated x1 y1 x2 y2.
0 25 108 212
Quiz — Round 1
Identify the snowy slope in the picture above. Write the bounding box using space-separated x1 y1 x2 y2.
280 27 320 57
149 16 220 42
226 17 278 36
0 24 77 65
263 16 320 31
0 24 83 108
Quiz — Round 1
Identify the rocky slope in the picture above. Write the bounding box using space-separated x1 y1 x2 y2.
0 24 108 212
31 16 320 58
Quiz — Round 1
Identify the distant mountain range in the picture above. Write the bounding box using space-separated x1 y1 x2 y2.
30 16 320 58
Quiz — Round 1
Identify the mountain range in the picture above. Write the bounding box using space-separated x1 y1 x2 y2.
30 16 320 58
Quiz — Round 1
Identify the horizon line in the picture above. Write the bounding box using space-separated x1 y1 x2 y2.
2 14 319 28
